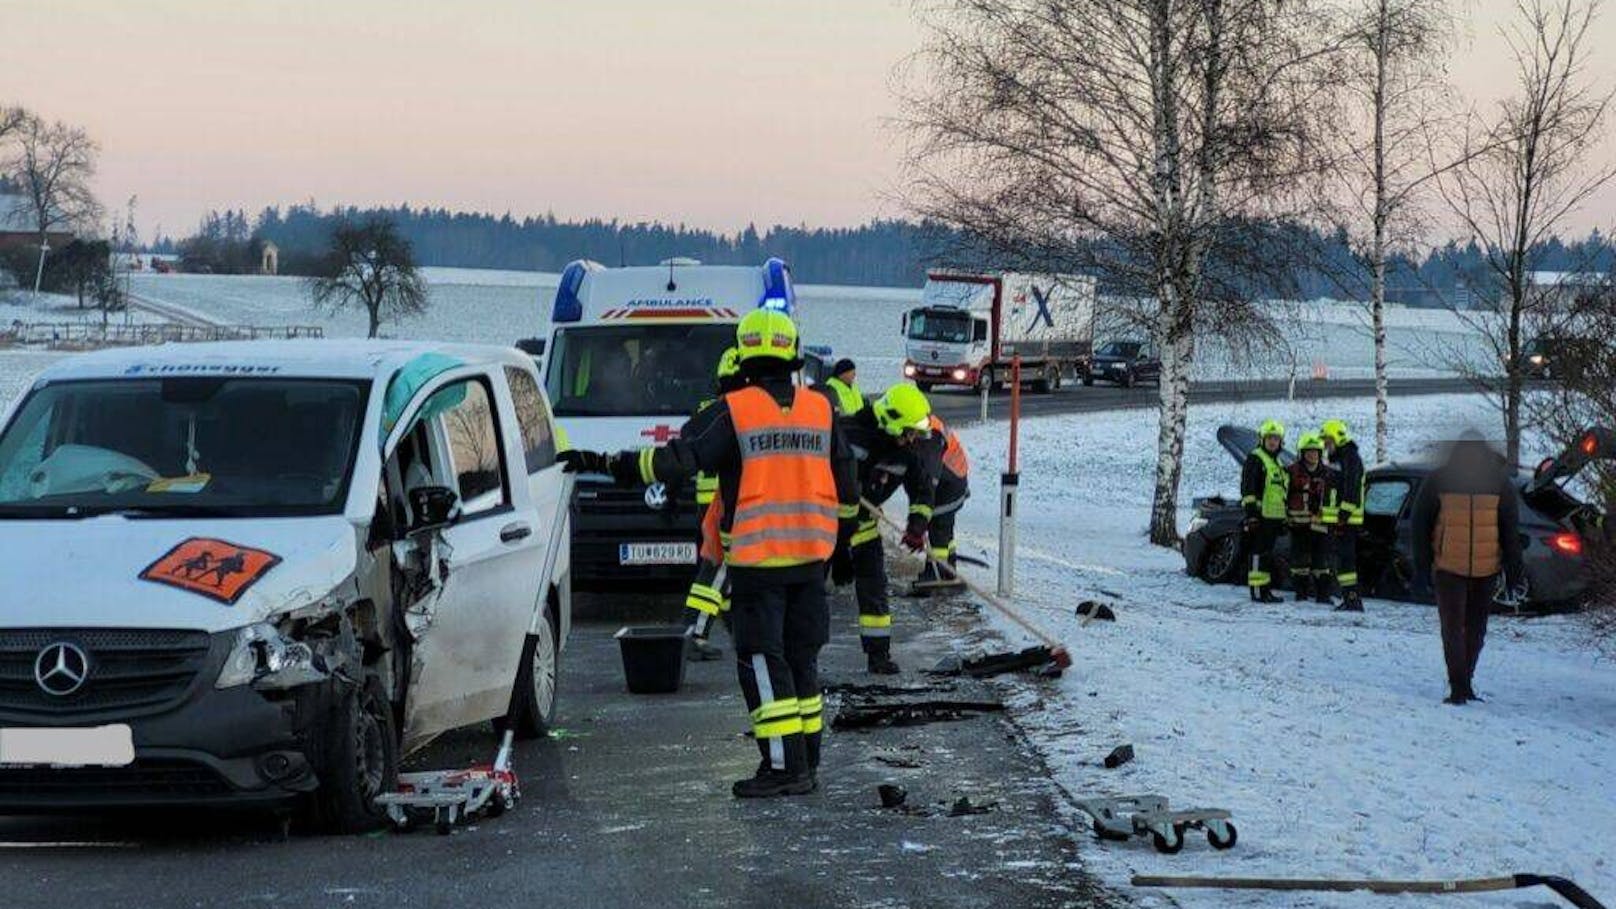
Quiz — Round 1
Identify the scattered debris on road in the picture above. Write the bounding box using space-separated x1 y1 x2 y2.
928 646 1063 679
1075 600 1117 622
1102 744 1135 769
832 698 1005 731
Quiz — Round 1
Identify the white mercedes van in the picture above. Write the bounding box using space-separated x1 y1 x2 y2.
0 340 570 830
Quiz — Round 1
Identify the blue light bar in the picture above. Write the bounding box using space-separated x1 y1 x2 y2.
552 260 600 323
758 257 795 314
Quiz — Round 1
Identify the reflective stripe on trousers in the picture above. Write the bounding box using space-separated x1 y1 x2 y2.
798 694 824 735
858 612 892 638
750 654 791 769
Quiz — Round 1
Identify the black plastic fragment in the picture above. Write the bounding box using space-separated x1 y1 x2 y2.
1103 744 1135 769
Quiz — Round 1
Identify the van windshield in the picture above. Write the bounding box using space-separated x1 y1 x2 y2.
907 310 972 344
0 377 368 518
545 324 735 417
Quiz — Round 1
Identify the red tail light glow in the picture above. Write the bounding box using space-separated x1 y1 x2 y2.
1582 433 1599 456
1549 532 1584 556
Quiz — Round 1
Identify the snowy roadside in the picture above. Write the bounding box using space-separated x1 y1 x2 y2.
939 394 1615 907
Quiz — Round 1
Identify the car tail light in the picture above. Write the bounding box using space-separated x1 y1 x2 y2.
1548 532 1584 556
1582 432 1599 456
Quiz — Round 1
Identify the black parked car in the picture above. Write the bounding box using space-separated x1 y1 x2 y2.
1081 340 1161 388
1182 425 1613 610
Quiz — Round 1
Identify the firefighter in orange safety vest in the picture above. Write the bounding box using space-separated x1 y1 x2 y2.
559 309 858 798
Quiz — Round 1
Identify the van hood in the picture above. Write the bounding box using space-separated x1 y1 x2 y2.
0 515 360 633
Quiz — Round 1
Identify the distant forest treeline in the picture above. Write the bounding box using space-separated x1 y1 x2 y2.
154 204 1615 305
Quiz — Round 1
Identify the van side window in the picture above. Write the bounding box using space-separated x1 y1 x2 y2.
429 379 508 516
505 366 556 474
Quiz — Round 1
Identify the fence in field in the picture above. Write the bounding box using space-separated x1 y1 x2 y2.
0 322 325 350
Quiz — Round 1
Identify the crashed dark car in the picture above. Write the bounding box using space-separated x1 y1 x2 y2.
1182 425 1613 610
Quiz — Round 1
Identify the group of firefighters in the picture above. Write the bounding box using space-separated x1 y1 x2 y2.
560 308 970 799
1240 417 1367 612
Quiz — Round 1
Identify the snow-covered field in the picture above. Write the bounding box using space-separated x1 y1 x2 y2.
944 395 1614 907
120 269 1489 387
0 290 164 328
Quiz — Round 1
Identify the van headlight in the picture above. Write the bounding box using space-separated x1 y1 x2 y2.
216 623 323 689
903 363 917 378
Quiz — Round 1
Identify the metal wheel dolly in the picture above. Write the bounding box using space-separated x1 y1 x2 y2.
1076 794 1238 855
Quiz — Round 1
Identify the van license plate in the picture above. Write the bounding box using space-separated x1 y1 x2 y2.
619 542 697 566
0 725 134 767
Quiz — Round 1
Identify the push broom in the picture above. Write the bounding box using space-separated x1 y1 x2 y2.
860 497 1073 670
1133 874 1607 909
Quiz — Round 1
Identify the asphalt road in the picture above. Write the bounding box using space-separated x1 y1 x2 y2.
0 589 1116 909
930 375 1478 425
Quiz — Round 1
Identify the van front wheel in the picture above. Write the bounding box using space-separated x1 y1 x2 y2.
316 673 398 833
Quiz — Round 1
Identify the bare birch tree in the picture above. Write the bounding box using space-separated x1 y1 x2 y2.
1436 0 1615 466
1337 0 1459 463
903 0 1339 545
4 113 101 293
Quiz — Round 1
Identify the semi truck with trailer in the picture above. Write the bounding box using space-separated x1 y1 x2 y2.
901 271 1096 394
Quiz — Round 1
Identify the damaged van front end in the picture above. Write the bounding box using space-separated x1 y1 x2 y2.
0 513 396 812
0 342 573 830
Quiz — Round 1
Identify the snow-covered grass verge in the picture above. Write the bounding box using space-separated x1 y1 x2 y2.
945 394 1615 907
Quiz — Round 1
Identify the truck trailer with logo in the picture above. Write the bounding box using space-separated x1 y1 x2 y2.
533 258 799 584
901 271 1096 394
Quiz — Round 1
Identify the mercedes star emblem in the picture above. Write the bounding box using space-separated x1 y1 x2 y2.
35 642 90 697
644 482 669 511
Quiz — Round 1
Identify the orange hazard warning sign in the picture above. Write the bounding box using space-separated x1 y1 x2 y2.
139 538 282 604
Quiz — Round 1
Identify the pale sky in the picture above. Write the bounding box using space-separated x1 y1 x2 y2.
3 0 1614 240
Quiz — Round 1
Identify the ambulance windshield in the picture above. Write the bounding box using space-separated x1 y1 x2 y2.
545 324 735 417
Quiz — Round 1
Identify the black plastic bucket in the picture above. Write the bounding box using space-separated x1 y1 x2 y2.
614 625 692 694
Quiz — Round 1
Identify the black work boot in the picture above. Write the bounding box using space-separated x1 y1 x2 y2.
1315 579 1335 606
732 768 815 798
1293 577 1313 603
1334 591 1364 613
867 652 900 675
1254 587 1282 604
1443 686 1468 705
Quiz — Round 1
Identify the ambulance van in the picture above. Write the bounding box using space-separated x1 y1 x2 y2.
536 258 797 583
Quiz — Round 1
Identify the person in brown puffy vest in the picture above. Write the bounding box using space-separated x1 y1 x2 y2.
1411 431 1524 705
